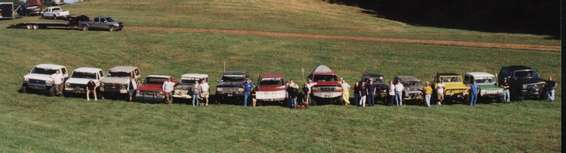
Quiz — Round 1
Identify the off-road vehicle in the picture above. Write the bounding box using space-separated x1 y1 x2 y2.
357 72 389 103
394 75 424 102
215 71 248 102
255 72 287 104
498 65 547 100
173 73 209 102
20 64 69 96
64 67 104 97
99 66 141 101
135 75 175 102
464 72 504 102
308 65 343 104
433 73 469 102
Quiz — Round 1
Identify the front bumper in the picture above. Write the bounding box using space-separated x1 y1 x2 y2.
135 92 165 101
256 91 286 102
313 91 342 99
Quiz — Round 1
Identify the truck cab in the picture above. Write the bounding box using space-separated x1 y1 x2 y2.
64 67 104 96
255 72 287 103
20 64 68 96
308 65 343 104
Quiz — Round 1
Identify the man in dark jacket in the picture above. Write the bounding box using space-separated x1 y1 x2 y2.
86 80 97 101
366 80 376 106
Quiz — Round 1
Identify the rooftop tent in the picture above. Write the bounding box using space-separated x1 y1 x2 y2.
311 65 334 74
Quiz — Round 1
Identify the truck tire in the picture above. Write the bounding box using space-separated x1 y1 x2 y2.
47 87 56 97
19 84 28 93
26 25 32 30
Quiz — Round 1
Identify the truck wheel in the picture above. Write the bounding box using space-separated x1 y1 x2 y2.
47 87 56 97
19 85 28 93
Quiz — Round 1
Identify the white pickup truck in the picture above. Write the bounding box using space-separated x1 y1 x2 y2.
41 6 69 19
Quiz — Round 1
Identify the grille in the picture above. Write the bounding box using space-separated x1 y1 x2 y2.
29 79 46 84
319 86 336 92
70 83 86 88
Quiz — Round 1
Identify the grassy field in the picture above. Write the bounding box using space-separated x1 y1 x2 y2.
0 0 561 152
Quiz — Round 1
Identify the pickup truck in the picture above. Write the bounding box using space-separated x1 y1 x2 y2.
41 6 69 19
78 16 123 32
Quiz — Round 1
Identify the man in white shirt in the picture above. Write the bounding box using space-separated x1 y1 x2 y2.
200 79 210 106
162 78 175 104
52 71 65 95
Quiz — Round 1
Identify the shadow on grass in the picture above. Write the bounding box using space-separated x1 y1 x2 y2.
325 0 559 38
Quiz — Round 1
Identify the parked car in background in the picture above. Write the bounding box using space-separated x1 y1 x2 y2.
358 72 389 103
464 72 504 102
433 73 468 102
64 67 104 97
173 73 208 102
79 16 123 32
215 71 248 102
394 75 424 102
99 66 140 101
498 65 547 100
41 6 69 19
20 64 68 96
135 75 175 102
308 65 343 104
255 72 287 104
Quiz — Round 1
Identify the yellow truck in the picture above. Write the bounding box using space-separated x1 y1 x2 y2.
433 73 469 102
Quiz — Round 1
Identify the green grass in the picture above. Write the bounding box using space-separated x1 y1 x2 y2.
0 0 561 152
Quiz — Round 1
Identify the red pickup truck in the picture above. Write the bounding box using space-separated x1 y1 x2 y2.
255 72 287 104
307 65 343 104
135 75 175 102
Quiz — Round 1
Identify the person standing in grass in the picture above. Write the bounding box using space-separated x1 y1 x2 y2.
501 79 511 103
243 79 254 107
546 76 556 102
469 82 478 107
340 78 351 105
353 81 360 106
162 78 175 104
200 79 210 106
436 83 445 105
192 81 201 107
86 80 97 101
389 80 395 106
359 81 367 107
394 79 404 106
366 79 376 106
423 81 433 107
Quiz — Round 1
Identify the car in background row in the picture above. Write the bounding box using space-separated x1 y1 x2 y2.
464 72 504 102
358 72 389 103
173 73 209 102
255 72 287 105
433 73 468 103
135 75 175 102
20 64 68 96
64 67 104 97
79 16 124 32
100 66 141 101
216 71 248 102
395 75 423 102
41 6 69 19
498 65 548 100
308 65 343 104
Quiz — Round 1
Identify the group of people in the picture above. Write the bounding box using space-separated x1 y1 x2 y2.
353 78 406 108
187 79 210 107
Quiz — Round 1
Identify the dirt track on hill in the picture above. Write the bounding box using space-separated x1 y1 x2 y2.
128 26 560 52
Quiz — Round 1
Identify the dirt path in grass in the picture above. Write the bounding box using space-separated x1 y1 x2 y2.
128 26 560 52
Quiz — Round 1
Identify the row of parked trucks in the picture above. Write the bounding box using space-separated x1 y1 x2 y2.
19 64 554 104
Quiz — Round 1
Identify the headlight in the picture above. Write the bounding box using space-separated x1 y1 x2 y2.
65 82 71 88
522 84 528 89
216 88 223 92
238 88 244 92
121 85 127 90
23 77 29 82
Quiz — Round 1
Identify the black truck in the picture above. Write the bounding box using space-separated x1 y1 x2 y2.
356 72 389 104
215 71 249 103
498 65 549 101
8 15 123 31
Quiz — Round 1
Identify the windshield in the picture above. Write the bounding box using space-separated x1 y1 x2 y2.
32 68 58 75
221 76 245 82
108 72 130 77
72 72 97 79
514 70 538 79
260 79 283 86
181 79 197 84
440 76 462 83
403 81 421 86
313 75 338 82
145 77 168 84
475 77 495 84
106 18 114 22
